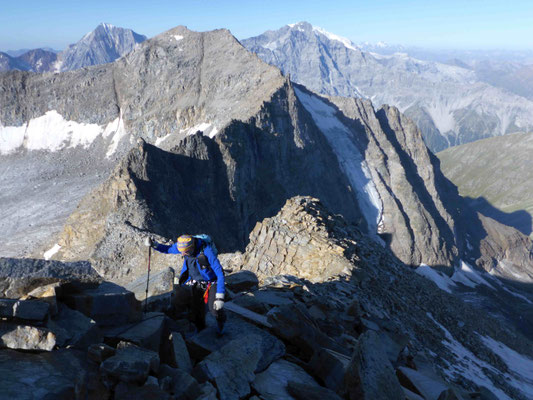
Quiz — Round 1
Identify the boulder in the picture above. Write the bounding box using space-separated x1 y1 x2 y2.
103 312 165 352
22 282 62 315
125 267 175 312
189 314 284 372
100 343 160 384
0 348 89 400
158 364 202 399
0 323 56 351
396 366 450 400
193 334 264 400
267 303 346 361
88 343 116 363
47 303 102 348
308 348 351 392
253 289 295 306
225 270 259 292
62 281 141 327
114 381 171 400
0 298 50 322
287 381 344 400
169 332 192 372
344 330 404 400
0 257 101 298
232 293 269 314
252 359 325 400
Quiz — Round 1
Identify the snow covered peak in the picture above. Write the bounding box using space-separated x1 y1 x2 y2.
286 22 358 51
311 26 358 51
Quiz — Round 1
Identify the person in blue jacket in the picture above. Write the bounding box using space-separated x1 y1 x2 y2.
145 234 226 335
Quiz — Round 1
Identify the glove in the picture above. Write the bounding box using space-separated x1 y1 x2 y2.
144 237 154 247
213 293 225 311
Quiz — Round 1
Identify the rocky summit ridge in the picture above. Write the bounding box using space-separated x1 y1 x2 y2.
1 196 533 399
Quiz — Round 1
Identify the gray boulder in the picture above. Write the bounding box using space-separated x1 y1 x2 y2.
0 257 101 298
169 332 192 373
0 323 56 351
225 270 259 292
0 348 89 400
189 314 285 372
344 330 405 400
47 303 102 349
103 312 165 352
308 348 351 392
252 359 324 400
396 366 450 400
88 343 116 363
62 281 141 327
158 364 201 399
194 334 264 400
0 298 51 323
100 343 160 384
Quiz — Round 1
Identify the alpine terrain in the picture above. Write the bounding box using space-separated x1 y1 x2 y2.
242 22 533 152
437 132 533 238
0 23 146 73
1 25 533 400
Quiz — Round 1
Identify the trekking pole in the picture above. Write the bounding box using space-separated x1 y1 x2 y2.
144 245 152 312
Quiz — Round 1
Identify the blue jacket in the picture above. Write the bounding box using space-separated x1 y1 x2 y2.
154 239 225 294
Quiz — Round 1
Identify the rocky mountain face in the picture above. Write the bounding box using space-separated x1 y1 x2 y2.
3 25 532 289
2 196 533 399
437 132 533 238
58 23 147 71
242 22 533 152
0 24 145 73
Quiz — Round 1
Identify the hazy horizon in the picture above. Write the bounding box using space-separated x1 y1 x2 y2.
2 0 533 53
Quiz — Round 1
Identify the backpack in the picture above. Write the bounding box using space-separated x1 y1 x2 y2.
193 234 218 257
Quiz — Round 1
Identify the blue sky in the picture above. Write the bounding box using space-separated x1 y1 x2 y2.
1 0 532 51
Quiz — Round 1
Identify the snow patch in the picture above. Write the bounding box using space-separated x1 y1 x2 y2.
174 35 184 42
451 260 495 290
1 111 104 155
105 112 127 158
312 26 357 51
479 335 533 398
416 264 456 293
155 134 171 146
426 313 515 400
294 88 383 232
43 244 61 260
424 102 457 134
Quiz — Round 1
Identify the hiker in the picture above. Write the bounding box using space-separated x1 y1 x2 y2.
145 234 226 335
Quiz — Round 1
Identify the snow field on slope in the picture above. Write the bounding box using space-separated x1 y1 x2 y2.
0 110 127 157
294 88 383 233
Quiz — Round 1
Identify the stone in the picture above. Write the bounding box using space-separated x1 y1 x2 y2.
189 314 284 372
0 348 89 400
224 301 272 328
344 330 404 400
287 381 344 400
100 343 160 384
225 270 259 292
47 303 102 349
403 387 425 400
194 334 264 400
252 359 323 400
14 299 50 321
308 348 351 392
103 312 165 352
253 289 294 306
125 267 175 312
267 303 346 361
114 381 171 400
437 388 461 400
196 381 218 400
232 293 269 314
0 323 56 351
396 366 449 400
22 282 62 315
158 364 202 399
88 343 116 363
0 257 101 299
0 298 16 318
169 332 192 373
62 281 142 327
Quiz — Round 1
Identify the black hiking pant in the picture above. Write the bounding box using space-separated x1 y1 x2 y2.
191 282 226 332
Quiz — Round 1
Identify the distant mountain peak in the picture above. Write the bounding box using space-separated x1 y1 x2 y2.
286 21 358 51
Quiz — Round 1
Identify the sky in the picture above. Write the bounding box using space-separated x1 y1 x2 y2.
1 0 533 51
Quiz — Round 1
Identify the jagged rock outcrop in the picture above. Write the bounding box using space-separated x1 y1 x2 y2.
2 196 533 399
